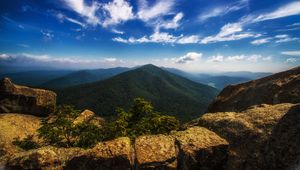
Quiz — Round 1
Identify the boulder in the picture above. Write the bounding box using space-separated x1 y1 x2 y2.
65 137 132 170
198 103 297 169
207 66 300 113
135 134 177 169
264 104 300 170
73 109 95 125
0 78 56 116
172 127 228 170
6 146 83 170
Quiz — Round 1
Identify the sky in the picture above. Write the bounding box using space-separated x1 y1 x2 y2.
0 0 300 72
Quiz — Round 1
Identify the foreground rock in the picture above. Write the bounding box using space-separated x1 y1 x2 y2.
0 113 41 164
173 127 228 170
73 109 105 127
0 78 56 116
65 137 132 170
208 66 300 113
135 135 177 169
198 103 299 170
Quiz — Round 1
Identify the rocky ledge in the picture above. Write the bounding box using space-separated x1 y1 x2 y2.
0 78 56 116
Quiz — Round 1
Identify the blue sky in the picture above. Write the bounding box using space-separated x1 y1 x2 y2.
0 0 300 72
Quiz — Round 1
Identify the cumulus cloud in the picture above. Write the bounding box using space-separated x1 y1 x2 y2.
281 51 300 57
177 35 200 44
247 54 262 62
159 12 184 29
102 0 134 27
198 0 249 22
173 52 202 64
226 55 246 62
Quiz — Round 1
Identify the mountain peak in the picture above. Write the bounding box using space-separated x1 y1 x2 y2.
139 64 160 70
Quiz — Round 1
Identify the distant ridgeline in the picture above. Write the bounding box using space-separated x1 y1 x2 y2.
57 64 219 122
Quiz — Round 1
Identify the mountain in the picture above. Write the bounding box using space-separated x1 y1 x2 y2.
221 71 271 79
41 67 130 89
57 64 219 121
164 68 251 89
0 70 73 87
208 66 300 113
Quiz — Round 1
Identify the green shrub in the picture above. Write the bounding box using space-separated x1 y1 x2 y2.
12 135 40 150
106 98 180 141
38 105 104 148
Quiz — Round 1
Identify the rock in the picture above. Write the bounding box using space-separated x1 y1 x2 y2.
0 78 56 116
6 146 83 170
172 126 229 170
65 137 132 170
207 66 300 113
198 103 297 169
0 113 41 164
135 134 177 169
73 109 95 125
264 104 300 170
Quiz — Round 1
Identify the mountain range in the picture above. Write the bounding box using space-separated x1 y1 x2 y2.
57 64 219 121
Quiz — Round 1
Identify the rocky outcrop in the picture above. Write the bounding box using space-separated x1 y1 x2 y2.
264 104 300 170
135 135 177 169
172 126 228 170
0 78 56 116
73 109 105 127
198 103 299 170
65 137 132 170
208 66 300 113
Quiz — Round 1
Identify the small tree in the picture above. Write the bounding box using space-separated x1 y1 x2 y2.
107 98 180 140
38 105 103 148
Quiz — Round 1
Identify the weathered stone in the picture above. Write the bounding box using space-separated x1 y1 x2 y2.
264 104 300 170
135 134 177 170
6 146 83 170
73 109 95 125
173 126 229 170
0 78 56 116
65 137 132 170
198 103 298 170
207 66 300 113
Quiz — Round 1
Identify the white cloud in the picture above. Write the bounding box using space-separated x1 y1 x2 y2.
274 34 300 43
113 30 200 44
226 55 246 62
104 57 117 62
177 35 200 44
286 58 297 63
111 29 124 34
137 0 175 22
56 12 86 27
17 44 30 48
159 12 184 29
200 23 260 44
252 1 300 23
207 55 224 63
199 0 249 22
102 0 134 27
62 0 100 26
281 51 300 57
251 38 271 45
173 52 202 64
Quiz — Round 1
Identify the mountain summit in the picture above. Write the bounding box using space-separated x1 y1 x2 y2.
58 64 219 121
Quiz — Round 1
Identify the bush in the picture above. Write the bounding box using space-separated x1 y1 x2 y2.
105 98 180 141
12 135 40 150
38 105 104 148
